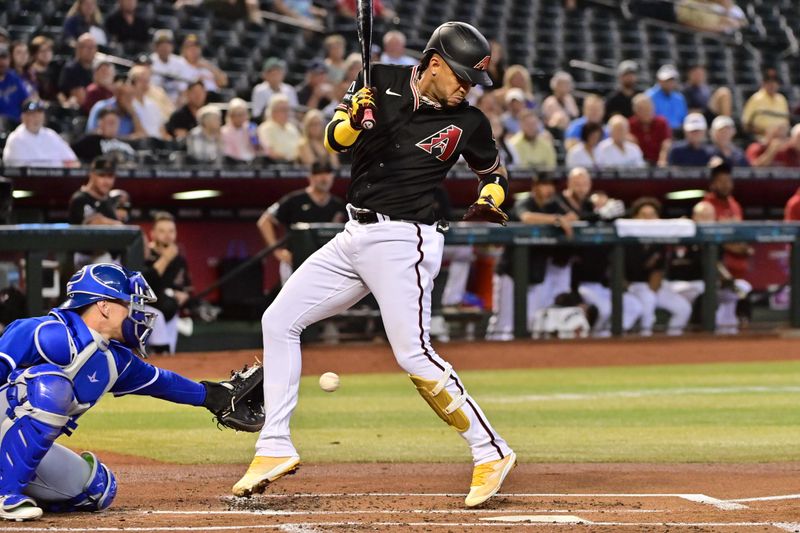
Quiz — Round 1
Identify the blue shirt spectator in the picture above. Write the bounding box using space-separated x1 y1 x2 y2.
87 96 135 136
0 70 31 122
564 94 608 149
565 117 609 144
646 64 688 130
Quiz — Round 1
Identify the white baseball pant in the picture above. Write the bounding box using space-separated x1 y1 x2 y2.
485 259 572 340
256 217 512 465
578 282 643 337
627 282 692 336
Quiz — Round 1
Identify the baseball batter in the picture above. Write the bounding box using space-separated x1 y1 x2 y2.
234 22 516 507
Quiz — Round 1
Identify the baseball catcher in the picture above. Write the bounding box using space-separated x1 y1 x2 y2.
0 263 263 522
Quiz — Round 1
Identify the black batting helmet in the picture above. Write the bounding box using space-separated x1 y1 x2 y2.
423 22 493 87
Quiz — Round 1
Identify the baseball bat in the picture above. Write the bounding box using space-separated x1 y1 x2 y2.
356 0 375 130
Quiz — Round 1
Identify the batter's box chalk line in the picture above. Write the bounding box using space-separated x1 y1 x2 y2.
223 491 748 510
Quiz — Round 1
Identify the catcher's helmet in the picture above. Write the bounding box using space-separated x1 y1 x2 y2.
423 22 492 87
62 263 157 356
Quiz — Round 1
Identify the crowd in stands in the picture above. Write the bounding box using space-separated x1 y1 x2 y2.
1 0 798 342
0 0 783 174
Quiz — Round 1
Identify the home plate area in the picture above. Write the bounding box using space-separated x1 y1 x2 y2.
6 462 800 532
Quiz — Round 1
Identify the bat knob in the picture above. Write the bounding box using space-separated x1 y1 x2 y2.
361 108 375 130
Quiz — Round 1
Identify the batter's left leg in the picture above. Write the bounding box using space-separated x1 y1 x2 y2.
358 223 515 507
357 223 513 463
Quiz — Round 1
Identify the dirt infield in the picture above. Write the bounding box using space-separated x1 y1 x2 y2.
14 336 800 532
12 459 800 531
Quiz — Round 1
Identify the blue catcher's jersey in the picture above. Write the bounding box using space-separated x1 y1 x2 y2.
0 308 161 417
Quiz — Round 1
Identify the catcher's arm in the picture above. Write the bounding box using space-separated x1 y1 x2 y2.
201 363 265 432
463 165 510 226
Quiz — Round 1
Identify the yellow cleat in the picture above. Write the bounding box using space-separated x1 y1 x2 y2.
464 451 517 507
231 456 300 497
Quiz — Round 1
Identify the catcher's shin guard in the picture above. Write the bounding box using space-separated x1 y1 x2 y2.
0 366 73 497
409 364 470 432
35 451 117 513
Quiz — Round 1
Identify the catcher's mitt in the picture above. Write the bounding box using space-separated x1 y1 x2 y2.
202 363 264 432
463 195 509 226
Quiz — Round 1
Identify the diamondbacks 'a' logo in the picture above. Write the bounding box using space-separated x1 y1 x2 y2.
474 55 491 71
415 125 463 162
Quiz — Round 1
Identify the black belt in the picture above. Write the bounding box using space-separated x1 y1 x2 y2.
348 206 449 234
348 207 383 224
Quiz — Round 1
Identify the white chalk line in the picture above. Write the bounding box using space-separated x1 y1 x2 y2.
152 508 668 516
729 493 800 503
0 521 791 531
774 523 800 532
484 385 800 403
679 494 748 510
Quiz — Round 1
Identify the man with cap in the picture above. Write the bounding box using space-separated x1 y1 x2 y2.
72 107 137 163
236 21 517 507
741 67 790 136
645 64 688 130
710 115 749 167
295 59 332 111
149 29 192 103
3 99 78 167
605 59 639 120
257 160 347 284
0 42 31 122
68 155 123 267
180 34 227 97
668 112 713 167
251 57 298 120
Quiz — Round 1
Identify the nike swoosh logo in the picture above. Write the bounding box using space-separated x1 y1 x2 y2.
385 88 402 97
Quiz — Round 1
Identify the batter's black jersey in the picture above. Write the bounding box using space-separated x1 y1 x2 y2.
339 64 500 224
267 190 347 226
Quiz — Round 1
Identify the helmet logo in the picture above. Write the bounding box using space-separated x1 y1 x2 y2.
416 125 463 162
473 55 491 71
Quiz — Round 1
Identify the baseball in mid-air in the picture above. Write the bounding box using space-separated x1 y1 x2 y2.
319 372 340 392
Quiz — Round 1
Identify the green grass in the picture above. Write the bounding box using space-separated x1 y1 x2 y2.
61 360 800 464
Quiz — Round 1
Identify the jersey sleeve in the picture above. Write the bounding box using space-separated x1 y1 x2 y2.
462 112 501 175
111 348 205 406
68 195 95 225
0 319 42 380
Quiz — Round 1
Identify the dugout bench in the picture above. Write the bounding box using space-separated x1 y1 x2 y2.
291 221 800 338
0 225 146 316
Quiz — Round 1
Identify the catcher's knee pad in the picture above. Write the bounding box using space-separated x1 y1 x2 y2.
39 451 117 513
409 364 470 432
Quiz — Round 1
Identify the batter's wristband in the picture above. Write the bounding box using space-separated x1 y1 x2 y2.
325 118 360 152
478 173 509 197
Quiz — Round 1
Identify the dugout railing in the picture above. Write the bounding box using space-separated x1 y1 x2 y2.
291 221 800 338
0 225 146 316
